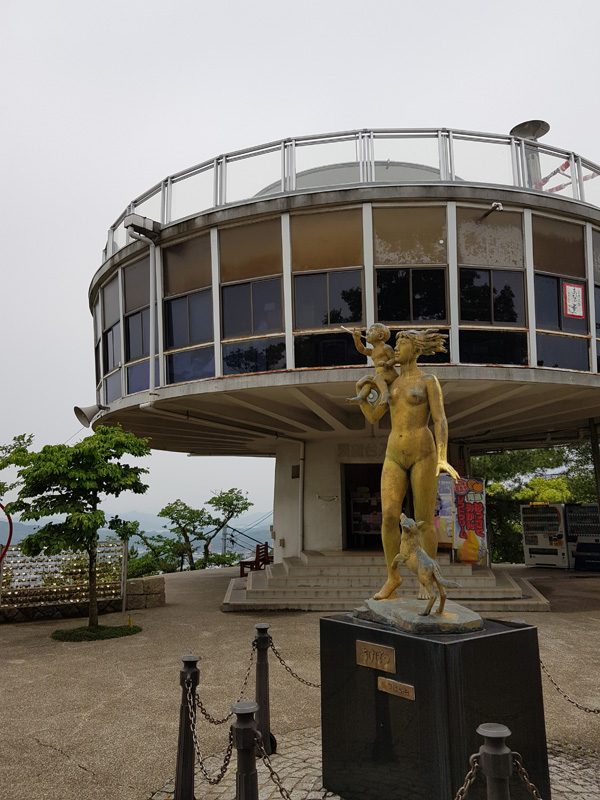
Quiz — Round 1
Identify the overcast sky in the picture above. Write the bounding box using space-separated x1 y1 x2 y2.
1 0 599 517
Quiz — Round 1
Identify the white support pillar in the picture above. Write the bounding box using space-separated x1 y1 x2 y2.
585 224 597 371
446 202 459 363
523 209 537 367
281 213 295 368
363 203 375 334
210 228 222 377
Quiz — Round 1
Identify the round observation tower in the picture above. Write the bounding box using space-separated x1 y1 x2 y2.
84 124 600 609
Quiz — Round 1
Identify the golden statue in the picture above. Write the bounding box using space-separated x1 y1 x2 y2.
354 328 459 601
346 324 398 406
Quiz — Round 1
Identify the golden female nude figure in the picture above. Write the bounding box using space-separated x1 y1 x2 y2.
355 329 459 600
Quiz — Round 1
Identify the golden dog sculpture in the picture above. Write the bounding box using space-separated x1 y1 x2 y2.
392 514 459 616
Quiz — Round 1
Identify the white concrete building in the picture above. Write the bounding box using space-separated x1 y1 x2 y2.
84 125 600 609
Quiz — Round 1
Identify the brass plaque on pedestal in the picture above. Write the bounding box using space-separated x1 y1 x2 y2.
355 640 396 673
377 676 415 700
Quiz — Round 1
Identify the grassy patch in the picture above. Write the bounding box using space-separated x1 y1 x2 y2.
51 624 142 642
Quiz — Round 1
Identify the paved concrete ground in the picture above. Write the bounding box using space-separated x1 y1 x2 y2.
1 566 599 800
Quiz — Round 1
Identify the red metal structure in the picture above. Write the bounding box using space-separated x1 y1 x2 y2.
0 502 13 565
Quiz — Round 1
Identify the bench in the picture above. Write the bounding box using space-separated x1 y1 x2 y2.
239 542 273 577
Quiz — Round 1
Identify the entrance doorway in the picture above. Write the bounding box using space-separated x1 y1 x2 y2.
343 463 383 551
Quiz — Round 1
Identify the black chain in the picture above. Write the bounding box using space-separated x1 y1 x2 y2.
256 732 294 800
540 658 600 714
185 678 234 785
195 641 257 725
512 752 544 800
268 636 321 688
453 754 480 800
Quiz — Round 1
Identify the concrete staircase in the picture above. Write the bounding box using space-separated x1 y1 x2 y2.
222 550 550 612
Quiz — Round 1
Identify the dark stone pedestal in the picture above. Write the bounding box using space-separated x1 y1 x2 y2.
320 614 550 800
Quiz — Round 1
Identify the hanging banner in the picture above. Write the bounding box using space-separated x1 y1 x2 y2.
435 473 455 546
563 282 585 319
454 478 487 563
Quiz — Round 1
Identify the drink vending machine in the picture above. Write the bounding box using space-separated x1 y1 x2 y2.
520 504 568 568
521 503 600 568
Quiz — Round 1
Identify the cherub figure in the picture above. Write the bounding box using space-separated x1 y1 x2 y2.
346 324 397 406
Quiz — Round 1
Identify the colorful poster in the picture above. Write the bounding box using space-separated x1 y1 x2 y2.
454 478 487 563
435 473 455 545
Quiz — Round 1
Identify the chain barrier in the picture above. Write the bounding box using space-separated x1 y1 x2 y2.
185 676 234 785
452 754 480 800
194 641 257 725
256 732 293 800
268 636 321 688
540 658 600 715
512 752 545 800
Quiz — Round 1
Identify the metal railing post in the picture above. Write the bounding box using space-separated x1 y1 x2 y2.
255 622 275 754
174 655 199 800
232 701 260 800
476 722 512 800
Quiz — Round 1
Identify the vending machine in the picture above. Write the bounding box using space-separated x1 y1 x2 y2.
564 504 600 570
520 504 569 568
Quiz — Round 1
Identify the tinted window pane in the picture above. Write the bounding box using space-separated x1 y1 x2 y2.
123 258 150 312
165 296 189 349
291 209 363 270
93 302 101 342
167 347 215 383
252 278 282 333
126 308 149 360
595 287 600 334
102 276 120 329
533 216 585 277
377 269 410 322
593 230 600 284
104 371 121 403
163 235 211 297
536 334 588 370
534 275 560 330
222 283 252 338
561 280 587 334
373 207 446 265
103 322 121 373
460 269 491 322
189 289 213 344
459 330 528 365
412 268 446 321
294 333 367 368
294 273 327 329
492 271 525 325
329 269 362 324
223 337 286 375
126 359 158 394
457 208 523 267
219 219 282 283
94 343 101 385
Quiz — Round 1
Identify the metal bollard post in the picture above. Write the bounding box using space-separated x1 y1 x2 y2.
174 655 199 800
255 622 276 755
232 701 260 800
476 723 513 800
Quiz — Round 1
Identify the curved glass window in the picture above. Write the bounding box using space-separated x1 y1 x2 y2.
219 219 282 283
103 322 121 372
126 308 150 361
163 235 211 296
123 258 150 313
533 216 585 277
457 208 523 267
377 268 446 323
294 269 362 329
126 359 159 394
291 209 363 270
222 278 282 339
223 337 286 375
165 289 212 349
460 269 524 325
166 346 215 384
102 276 119 328
459 330 528 365
536 334 588 370
535 275 587 334
294 332 367 368
373 207 446 265
103 371 121 403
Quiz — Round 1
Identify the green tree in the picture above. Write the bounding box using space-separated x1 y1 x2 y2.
5 426 150 627
159 489 253 570
108 516 183 575
0 434 34 497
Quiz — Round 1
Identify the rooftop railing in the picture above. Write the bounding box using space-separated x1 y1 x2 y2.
104 128 600 259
